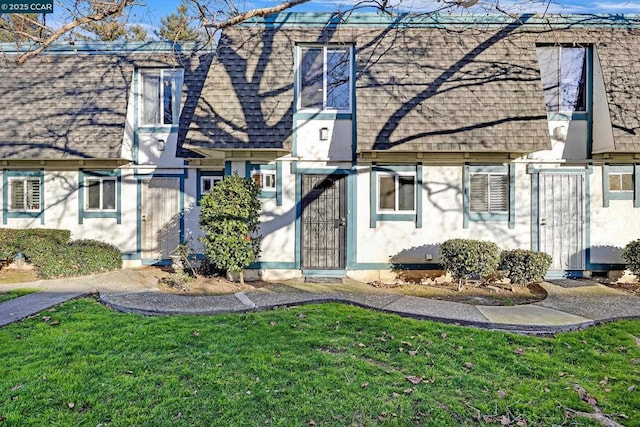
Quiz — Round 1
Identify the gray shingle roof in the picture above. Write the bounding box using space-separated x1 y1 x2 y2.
0 46 207 160
186 17 640 154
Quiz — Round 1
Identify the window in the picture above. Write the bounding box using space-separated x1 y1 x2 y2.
464 165 515 229
469 173 509 213
298 45 351 111
609 173 633 192
378 174 416 212
603 165 638 207
252 171 276 191
140 69 183 126
85 177 116 211
537 45 588 114
9 178 41 211
201 176 222 195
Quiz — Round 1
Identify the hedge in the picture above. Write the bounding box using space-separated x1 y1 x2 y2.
0 228 70 260
0 229 121 279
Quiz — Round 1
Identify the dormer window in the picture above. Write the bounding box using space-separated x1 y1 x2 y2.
537 45 588 114
139 69 183 126
297 45 352 112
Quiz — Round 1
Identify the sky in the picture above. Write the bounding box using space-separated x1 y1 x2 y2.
130 0 640 33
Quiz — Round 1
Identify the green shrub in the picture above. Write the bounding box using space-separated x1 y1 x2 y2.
0 228 120 279
0 228 70 260
621 240 640 278
500 249 552 286
440 239 500 287
67 240 122 275
199 173 262 285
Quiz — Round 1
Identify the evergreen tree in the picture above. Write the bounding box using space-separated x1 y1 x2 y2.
80 18 148 42
0 14 43 43
157 1 202 43
199 174 262 285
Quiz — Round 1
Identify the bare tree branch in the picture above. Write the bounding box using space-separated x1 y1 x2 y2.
203 0 311 30
3 0 136 65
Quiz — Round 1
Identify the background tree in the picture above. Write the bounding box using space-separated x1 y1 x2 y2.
0 14 44 43
199 174 262 285
0 0 138 64
157 1 203 43
80 18 148 41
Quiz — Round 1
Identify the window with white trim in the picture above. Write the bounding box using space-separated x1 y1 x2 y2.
252 170 276 191
378 173 416 212
85 177 116 211
537 45 588 114
298 45 352 112
469 173 508 213
9 178 41 211
140 69 183 126
201 176 222 195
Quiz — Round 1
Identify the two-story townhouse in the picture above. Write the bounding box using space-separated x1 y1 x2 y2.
3 13 640 283
185 13 640 281
0 42 214 265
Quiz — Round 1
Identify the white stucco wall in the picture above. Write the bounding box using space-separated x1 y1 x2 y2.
532 120 588 161
295 119 352 161
590 165 640 264
353 163 533 265
0 169 139 254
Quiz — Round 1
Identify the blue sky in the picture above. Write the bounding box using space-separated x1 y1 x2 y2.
132 0 640 32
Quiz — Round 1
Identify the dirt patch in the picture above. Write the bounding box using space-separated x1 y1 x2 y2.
0 267 39 284
159 270 547 306
375 281 547 306
158 273 275 295
596 281 640 297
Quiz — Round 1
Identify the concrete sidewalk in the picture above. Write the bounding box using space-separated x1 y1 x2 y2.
2 269 640 333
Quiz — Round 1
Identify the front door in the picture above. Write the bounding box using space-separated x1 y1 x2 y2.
538 173 585 271
141 177 181 261
301 174 347 270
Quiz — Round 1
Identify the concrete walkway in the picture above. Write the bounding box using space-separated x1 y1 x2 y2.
2 269 640 334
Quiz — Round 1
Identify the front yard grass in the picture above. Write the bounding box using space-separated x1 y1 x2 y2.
0 298 639 426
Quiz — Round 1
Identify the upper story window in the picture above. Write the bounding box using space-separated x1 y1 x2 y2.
537 45 588 114
140 69 183 126
9 177 41 211
298 45 352 112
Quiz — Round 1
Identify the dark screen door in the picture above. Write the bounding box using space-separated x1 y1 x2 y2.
301 174 347 269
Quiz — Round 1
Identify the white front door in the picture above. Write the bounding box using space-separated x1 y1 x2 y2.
141 177 180 260
538 173 585 271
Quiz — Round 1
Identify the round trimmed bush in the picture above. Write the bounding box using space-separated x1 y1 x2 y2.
500 249 552 286
440 239 500 282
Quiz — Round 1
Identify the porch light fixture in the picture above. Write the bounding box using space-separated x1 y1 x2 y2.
319 127 329 141
158 139 166 151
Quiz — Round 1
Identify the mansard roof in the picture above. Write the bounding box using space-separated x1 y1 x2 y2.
0 42 210 160
186 13 640 154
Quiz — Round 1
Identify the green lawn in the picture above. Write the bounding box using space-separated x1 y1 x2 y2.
0 288 39 304
0 298 639 426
